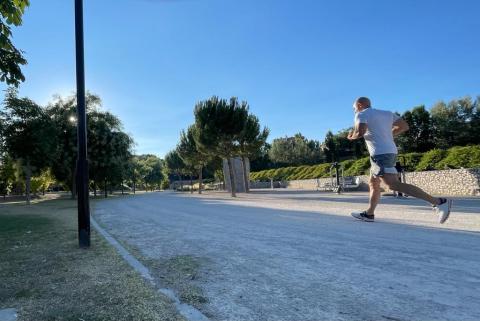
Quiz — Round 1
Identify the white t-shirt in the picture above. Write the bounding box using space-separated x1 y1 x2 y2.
354 107 400 156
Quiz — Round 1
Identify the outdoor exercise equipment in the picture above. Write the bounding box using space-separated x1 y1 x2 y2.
330 162 344 194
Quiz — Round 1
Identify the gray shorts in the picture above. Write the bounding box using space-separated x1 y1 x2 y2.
370 153 398 177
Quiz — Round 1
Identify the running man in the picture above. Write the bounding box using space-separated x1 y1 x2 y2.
347 97 452 223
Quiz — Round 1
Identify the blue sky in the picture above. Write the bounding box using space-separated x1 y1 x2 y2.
3 0 480 157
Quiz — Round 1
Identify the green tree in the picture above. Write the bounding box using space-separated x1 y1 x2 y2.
431 97 475 148
164 150 186 190
193 96 248 197
250 142 273 172
269 133 323 166
88 110 133 198
332 129 367 160
0 89 57 204
238 114 269 192
321 129 366 163
177 125 210 194
470 97 480 144
323 131 337 162
47 95 81 197
105 131 134 195
134 154 164 191
0 154 15 199
126 155 140 193
143 156 164 191
396 106 434 153
31 168 55 195
46 93 120 198
0 0 29 86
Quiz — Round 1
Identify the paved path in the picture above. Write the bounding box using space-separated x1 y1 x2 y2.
94 191 480 321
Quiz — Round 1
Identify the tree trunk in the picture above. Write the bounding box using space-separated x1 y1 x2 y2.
133 176 136 194
71 177 76 200
190 174 193 194
178 173 183 191
198 166 203 194
25 163 31 205
241 157 250 193
71 164 77 199
93 181 97 197
104 179 108 198
227 157 236 197
121 180 124 195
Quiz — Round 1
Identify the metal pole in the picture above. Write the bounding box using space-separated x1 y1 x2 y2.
75 0 91 248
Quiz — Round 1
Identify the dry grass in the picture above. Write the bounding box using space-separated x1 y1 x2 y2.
144 255 209 308
0 199 185 321
111 238 209 312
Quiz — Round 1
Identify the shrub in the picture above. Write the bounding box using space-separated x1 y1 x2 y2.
296 166 316 180
416 149 447 171
311 163 331 178
399 152 423 172
298 165 312 176
344 157 370 176
340 159 355 172
249 145 480 182
270 169 280 179
264 169 276 179
161 179 170 190
290 165 311 180
250 169 270 181
285 166 307 180
436 145 480 169
275 166 297 180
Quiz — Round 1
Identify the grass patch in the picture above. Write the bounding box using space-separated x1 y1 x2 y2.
0 199 185 321
161 255 208 306
119 243 210 311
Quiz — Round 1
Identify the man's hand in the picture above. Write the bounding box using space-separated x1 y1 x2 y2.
392 118 409 137
348 123 367 140
347 130 355 141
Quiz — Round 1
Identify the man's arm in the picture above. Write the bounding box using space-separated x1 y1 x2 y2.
347 123 367 140
392 118 409 137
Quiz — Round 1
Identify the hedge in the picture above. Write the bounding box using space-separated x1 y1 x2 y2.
399 152 423 172
436 146 480 169
415 149 447 171
250 145 480 181
343 157 370 176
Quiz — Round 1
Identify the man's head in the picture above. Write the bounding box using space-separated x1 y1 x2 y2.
353 97 371 113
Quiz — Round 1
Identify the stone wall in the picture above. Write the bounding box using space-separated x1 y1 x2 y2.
403 169 480 196
251 168 480 196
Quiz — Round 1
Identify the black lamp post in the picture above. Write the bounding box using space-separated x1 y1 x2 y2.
75 0 91 248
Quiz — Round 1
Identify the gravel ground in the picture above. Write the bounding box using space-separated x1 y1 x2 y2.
94 190 480 321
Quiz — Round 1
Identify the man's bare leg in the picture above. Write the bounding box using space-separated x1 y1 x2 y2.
367 176 381 215
381 174 440 206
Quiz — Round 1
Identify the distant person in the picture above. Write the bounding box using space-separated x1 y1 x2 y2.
347 97 451 223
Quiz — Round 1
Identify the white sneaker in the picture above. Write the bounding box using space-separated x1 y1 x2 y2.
435 198 452 224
